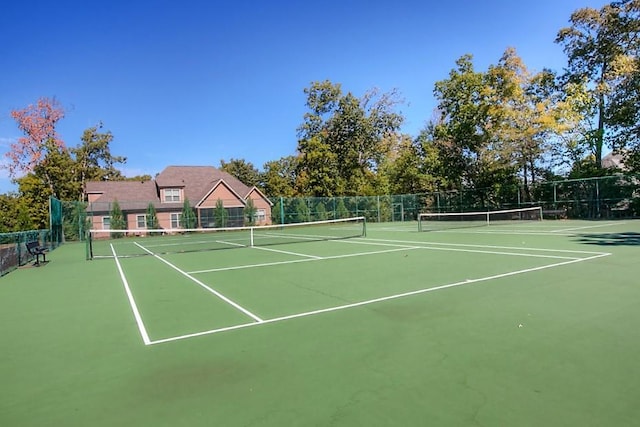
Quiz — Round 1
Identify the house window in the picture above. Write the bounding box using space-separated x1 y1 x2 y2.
200 208 215 228
227 207 244 227
257 209 266 221
102 217 111 230
164 188 181 202
136 214 146 229
170 212 182 229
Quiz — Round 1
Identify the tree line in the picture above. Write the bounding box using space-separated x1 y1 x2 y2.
2 1 639 232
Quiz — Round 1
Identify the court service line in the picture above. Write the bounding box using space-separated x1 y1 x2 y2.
356 237 610 255
187 246 421 274
148 252 611 345
110 244 151 345
552 222 627 233
133 242 263 323
340 239 583 260
252 245 322 259
187 238 591 275
436 229 577 236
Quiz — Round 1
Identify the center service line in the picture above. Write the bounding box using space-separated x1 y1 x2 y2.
133 242 263 323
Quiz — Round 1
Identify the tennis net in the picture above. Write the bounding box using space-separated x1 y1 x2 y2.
418 207 542 232
87 216 366 259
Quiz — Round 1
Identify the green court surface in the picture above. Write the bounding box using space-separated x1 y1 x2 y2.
1 220 639 426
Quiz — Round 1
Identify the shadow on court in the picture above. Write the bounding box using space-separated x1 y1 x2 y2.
576 232 640 246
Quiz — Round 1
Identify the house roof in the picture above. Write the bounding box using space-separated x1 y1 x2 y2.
85 180 158 200
155 166 252 205
85 166 270 212
85 180 159 212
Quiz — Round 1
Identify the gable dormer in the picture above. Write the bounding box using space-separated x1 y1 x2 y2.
161 187 183 203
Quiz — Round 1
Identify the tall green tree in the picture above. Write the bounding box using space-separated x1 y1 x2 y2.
271 199 284 225
556 0 640 168
0 193 33 232
296 135 339 196
432 54 494 190
335 198 349 219
297 80 404 196
220 158 262 188
71 122 126 200
180 199 197 229
262 156 299 197
109 200 126 238
244 198 257 226
381 133 441 195
485 48 568 199
214 199 228 228
13 174 52 229
315 202 328 220
146 203 159 229
294 199 310 222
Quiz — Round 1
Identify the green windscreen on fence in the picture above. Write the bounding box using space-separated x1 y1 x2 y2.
50 197 64 248
48 174 639 250
273 175 639 223
0 230 50 276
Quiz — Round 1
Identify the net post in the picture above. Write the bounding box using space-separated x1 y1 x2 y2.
86 230 93 260
250 227 254 247
363 217 367 237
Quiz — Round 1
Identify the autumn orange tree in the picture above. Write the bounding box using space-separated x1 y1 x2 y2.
7 97 67 197
2 97 129 230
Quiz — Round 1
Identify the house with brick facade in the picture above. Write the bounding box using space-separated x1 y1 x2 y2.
85 166 272 230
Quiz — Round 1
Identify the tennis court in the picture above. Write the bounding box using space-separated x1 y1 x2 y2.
1 215 639 426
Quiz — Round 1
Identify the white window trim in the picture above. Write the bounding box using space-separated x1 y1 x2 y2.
136 214 146 229
102 216 111 230
164 188 181 203
170 212 182 229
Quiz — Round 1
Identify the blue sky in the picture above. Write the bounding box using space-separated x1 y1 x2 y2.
0 0 606 194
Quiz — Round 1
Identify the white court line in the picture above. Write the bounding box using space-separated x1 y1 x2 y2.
148 252 611 345
415 246 576 260
436 229 577 236
217 240 245 247
358 237 609 255
188 246 420 274
552 222 627 233
110 244 151 345
252 245 322 259
133 242 263 323
340 238 579 259
142 237 246 249
188 237 595 275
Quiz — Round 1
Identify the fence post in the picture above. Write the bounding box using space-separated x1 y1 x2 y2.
280 197 284 225
596 178 600 218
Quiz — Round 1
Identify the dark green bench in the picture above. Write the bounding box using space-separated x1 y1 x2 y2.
26 241 47 266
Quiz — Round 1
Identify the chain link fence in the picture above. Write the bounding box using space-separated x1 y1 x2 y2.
44 175 639 245
273 175 639 224
0 229 50 276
